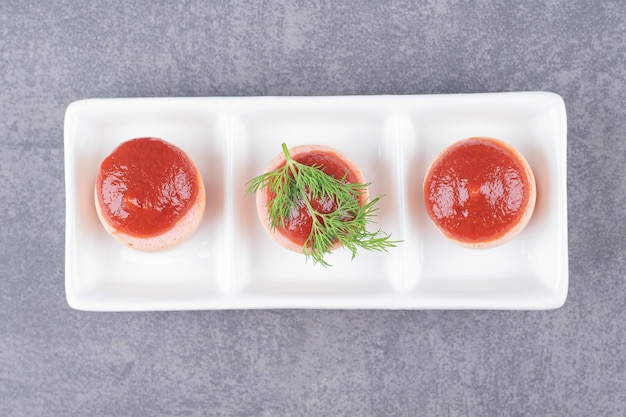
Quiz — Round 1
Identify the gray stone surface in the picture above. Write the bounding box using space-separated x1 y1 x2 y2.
1 0 625 415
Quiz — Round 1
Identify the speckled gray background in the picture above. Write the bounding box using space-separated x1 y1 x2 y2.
1 0 625 416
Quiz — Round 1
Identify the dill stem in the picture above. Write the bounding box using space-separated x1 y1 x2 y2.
281 144 324 247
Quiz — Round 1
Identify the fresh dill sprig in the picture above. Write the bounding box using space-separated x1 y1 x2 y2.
247 143 399 267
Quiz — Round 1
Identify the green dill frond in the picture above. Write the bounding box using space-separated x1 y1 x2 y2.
247 143 399 266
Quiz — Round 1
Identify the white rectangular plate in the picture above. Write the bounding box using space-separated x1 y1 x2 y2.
64 92 568 311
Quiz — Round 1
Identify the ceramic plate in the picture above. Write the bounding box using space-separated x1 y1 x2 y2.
64 92 568 311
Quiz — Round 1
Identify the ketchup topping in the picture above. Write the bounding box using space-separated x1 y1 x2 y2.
266 150 362 246
424 138 532 243
96 137 200 238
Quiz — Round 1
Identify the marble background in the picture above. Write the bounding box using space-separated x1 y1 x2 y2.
1 0 625 415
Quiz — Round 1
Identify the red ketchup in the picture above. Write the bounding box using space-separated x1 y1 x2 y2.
95 137 200 238
423 137 535 246
261 146 366 248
